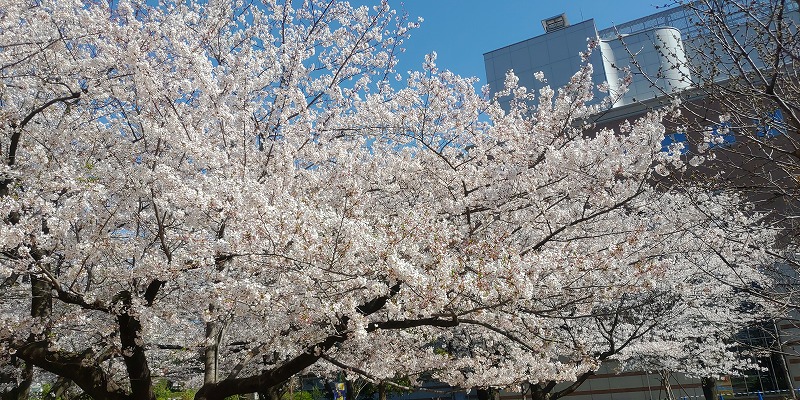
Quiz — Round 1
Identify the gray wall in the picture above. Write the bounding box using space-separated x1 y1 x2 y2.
483 19 606 110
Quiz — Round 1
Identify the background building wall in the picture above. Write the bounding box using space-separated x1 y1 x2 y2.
483 19 606 110
599 27 692 106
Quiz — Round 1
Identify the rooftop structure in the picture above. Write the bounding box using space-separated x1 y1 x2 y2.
483 1 798 112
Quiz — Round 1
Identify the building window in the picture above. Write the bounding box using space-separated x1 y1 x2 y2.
730 323 790 396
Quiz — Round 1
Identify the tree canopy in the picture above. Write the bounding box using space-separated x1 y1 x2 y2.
0 1 781 400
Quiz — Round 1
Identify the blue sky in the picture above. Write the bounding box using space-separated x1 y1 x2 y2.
385 1 676 85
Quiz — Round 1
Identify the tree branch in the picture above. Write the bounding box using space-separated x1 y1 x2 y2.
196 282 404 400
10 340 128 400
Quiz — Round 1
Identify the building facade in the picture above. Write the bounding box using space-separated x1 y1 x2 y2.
484 1 798 112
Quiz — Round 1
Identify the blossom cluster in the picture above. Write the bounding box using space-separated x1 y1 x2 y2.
0 0 778 398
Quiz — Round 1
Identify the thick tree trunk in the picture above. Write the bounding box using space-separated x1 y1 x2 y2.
346 379 354 400
533 370 594 400
530 384 551 400
773 323 798 400
30 275 52 321
701 377 717 400
476 388 500 400
49 377 74 400
0 275 28 400
14 340 128 400
204 320 220 385
260 384 283 400
378 382 387 400
115 290 155 400
10 274 53 400
203 306 226 386
0 360 32 400
256 377 287 400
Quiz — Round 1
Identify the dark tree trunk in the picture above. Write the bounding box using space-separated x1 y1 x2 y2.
346 380 354 400
0 273 27 399
194 284 403 400
701 377 717 400
476 388 500 400
530 384 551 400
49 376 73 399
260 384 283 400
9 274 53 400
14 340 128 400
531 370 593 400
115 290 155 400
30 275 52 321
0 360 32 400
378 382 387 400
257 360 286 400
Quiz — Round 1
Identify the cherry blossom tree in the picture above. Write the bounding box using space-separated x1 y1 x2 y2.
612 2 800 392
0 1 779 400
680 0 800 319
615 0 800 305
275 64 780 398
669 0 800 226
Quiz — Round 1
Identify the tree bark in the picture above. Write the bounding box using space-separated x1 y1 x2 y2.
30 275 52 321
773 323 797 400
529 383 552 400
264 384 283 400
0 360 32 400
476 388 500 400
660 371 675 400
256 378 287 400
204 316 221 385
11 273 53 400
378 382 387 400
49 376 74 400
115 290 155 400
701 377 717 400
14 340 128 400
345 379 355 400
194 283 403 400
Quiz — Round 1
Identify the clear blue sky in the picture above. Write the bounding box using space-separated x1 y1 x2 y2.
383 1 675 85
